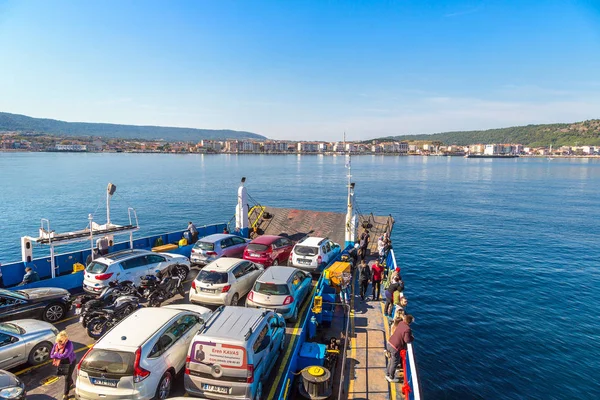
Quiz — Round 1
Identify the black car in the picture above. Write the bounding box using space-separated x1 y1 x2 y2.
0 288 72 323
0 369 26 399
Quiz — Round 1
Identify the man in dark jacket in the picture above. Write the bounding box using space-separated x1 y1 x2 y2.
357 260 371 300
386 314 414 382
359 230 370 260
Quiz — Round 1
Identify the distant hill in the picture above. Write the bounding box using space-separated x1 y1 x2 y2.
0 112 266 141
375 120 600 147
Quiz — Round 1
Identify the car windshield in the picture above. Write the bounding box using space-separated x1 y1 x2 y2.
0 322 24 335
194 241 214 251
247 244 268 252
86 261 108 274
196 270 228 284
80 349 135 376
254 282 290 295
295 246 318 256
0 289 28 300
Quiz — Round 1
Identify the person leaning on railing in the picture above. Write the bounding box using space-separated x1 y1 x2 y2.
386 314 414 383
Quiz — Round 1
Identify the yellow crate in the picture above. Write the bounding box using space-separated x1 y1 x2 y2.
325 261 351 287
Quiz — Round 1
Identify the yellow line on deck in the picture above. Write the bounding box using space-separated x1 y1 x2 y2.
15 344 93 376
381 303 397 399
56 314 78 324
267 284 317 400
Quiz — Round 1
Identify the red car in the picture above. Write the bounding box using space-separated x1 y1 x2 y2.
243 235 295 267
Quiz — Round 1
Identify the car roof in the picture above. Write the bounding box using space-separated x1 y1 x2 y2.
298 237 327 246
200 257 245 272
198 233 237 243
94 307 189 350
250 235 283 245
201 306 269 341
257 266 298 283
98 249 150 263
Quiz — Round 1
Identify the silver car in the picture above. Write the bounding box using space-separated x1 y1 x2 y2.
0 320 58 370
245 267 312 322
190 234 250 266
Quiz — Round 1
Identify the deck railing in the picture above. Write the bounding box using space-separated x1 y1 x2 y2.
386 248 421 400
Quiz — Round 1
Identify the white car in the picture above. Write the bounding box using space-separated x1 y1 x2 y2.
289 237 341 273
75 304 211 400
189 258 263 306
83 249 190 294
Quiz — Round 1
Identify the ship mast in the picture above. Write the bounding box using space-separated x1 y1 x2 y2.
344 132 357 247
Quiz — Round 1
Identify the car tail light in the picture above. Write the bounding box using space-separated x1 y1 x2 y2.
289 253 293 262
133 347 150 382
191 249 197 254
94 273 114 281
266 247 273 254
317 256 322 264
222 285 231 293
185 355 190 375
206 251 217 256
77 346 94 371
283 296 294 305
247 291 254 301
246 364 254 383
191 281 196 290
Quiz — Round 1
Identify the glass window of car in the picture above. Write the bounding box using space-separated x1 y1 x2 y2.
149 331 177 358
0 289 27 301
221 238 233 249
176 314 201 333
292 272 305 288
254 281 290 295
0 333 16 346
146 255 166 264
86 261 108 274
252 325 269 353
323 243 331 254
0 322 24 335
294 246 318 256
240 261 258 274
232 264 245 279
80 349 135 375
194 241 214 251
196 270 228 284
231 236 247 246
121 256 146 270
247 243 268 252
281 238 292 247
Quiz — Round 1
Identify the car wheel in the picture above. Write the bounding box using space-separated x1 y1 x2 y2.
175 265 189 281
155 371 173 400
272 258 279 266
289 306 299 323
230 293 239 306
43 303 66 322
28 341 52 365
254 381 263 400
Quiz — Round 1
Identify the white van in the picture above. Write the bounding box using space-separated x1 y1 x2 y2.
75 304 211 400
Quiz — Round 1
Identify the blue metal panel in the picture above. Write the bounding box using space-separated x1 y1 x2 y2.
0 261 25 287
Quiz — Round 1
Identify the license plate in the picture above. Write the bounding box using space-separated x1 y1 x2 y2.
75 308 82 315
203 384 229 394
90 377 118 387
200 288 214 293
251 253 260 257
300 259 311 264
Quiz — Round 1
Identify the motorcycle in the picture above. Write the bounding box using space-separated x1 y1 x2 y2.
86 295 140 339
74 280 138 327
139 270 185 307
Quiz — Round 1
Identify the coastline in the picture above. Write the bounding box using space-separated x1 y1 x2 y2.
2 149 600 158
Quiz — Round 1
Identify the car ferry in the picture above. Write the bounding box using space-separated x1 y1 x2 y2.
0 176 420 400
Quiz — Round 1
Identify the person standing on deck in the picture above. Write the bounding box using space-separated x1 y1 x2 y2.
187 222 198 243
384 276 403 316
96 236 109 256
386 314 414 383
359 229 370 261
357 260 371 300
371 260 384 301
50 330 77 400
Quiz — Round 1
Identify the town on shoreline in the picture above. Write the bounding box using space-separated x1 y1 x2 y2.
1 132 599 157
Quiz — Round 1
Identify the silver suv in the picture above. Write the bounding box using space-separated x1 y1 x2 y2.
184 306 286 400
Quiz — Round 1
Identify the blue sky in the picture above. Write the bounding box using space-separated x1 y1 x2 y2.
0 0 599 141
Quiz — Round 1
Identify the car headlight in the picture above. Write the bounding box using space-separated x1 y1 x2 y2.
0 386 24 399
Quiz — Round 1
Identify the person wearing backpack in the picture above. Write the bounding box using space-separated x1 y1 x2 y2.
357 260 371 300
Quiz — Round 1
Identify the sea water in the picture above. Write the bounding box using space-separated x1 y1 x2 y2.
1 152 599 399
